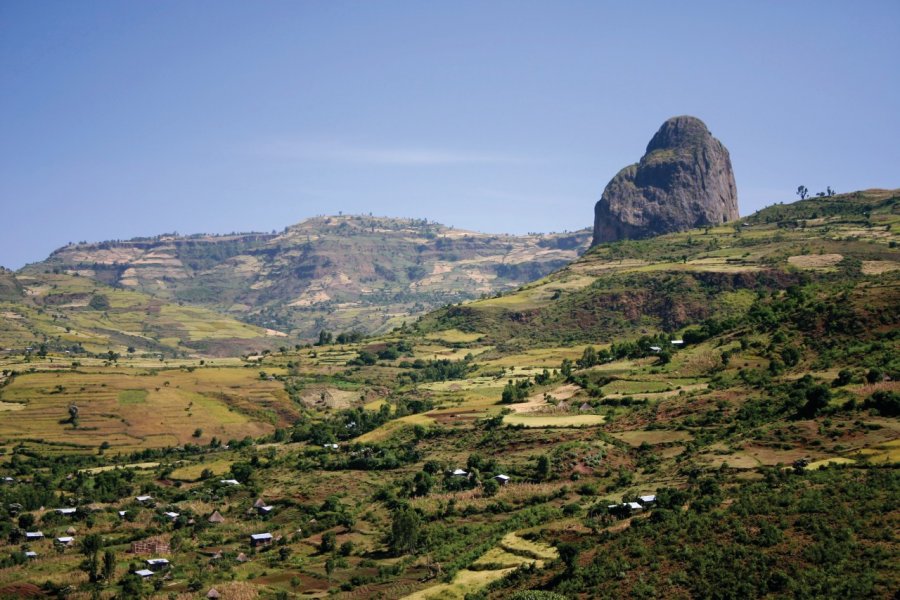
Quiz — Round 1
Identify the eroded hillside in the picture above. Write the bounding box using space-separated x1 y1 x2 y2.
32 216 591 339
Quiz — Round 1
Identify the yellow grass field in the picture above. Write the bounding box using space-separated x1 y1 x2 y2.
402 567 517 600
169 458 235 480
503 413 606 428
402 532 556 599
0 367 294 452
852 439 900 464
807 457 857 470
424 329 485 344
354 414 435 443
610 429 693 446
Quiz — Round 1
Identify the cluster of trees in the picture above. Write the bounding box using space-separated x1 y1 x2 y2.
573 334 678 372
400 358 474 383
501 379 532 403
797 185 835 200
317 330 368 346
346 341 414 365
288 398 433 446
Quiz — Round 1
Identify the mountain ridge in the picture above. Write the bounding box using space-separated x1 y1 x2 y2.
20 215 593 341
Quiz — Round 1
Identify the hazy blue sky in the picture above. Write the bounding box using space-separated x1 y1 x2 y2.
2 1 898 269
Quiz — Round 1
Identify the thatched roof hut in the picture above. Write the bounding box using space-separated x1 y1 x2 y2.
208 510 225 524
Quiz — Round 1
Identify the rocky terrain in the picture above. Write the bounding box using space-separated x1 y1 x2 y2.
27 216 591 340
592 115 739 245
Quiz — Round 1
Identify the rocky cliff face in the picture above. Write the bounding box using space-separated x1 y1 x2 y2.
32 217 591 338
592 116 739 245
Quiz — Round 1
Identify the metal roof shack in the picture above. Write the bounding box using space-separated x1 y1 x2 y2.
146 558 170 571
250 532 273 547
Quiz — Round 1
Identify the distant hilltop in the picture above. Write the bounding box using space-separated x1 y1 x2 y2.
592 116 739 245
26 215 592 340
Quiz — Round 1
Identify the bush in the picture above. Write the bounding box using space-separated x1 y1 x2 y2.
863 390 900 417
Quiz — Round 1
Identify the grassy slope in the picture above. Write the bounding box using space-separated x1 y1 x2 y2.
420 188 900 347
0 271 276 357
0 191 896 599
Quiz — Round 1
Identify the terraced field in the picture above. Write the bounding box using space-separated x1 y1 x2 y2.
0 366 293 452
403 533 557 599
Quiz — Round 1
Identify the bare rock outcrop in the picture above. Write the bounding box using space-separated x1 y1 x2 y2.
592 116 738 245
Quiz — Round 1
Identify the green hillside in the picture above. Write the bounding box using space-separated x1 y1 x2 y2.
0 271 278 358
420 189 900 346
30 216 591 340
0 191 896 599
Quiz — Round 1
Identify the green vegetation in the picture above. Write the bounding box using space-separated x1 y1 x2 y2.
0 191 896 598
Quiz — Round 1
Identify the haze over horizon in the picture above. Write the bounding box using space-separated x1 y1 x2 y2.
2 1 899 269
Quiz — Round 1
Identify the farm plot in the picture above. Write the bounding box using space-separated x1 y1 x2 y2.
610 429 693 446
354 414 435 443
503 414 606 428
0 367 293 451
402 533 556 600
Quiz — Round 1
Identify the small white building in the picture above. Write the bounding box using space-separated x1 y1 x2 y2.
56 536 75 546
649 346 662 353
451 468 468 477
146 558 170 571
250 532 273 547
257 505 274 515
493 474 510 485
25 532 44 541
55 507 77 516
670 340 684 346
134 569 154 578
638 494 656 506
118 510 128 517
323 443 339 450
164 511 180 520
220 479 241 486
136 495 153 503
626 502 644 512
24 551 37 559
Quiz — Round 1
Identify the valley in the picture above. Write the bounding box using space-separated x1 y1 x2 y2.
0 190 897 598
